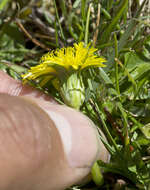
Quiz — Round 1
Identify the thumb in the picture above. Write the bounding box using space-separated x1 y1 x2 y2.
0 93 109 190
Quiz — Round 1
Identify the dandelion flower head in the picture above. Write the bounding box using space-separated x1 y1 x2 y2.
22 42 106 83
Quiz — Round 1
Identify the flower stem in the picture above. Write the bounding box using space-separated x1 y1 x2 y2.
91 161 104 187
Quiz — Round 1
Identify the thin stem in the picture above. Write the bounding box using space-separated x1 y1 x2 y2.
53 0 66 43
91 161 104 186
98 109 119 152
84 3 91 45
93 3 101 47
54 21 59 47
114 33 120 97
104 107 124 143
107 0 114 10
117 102 130 146
114 33 118 58
89 100 119 152
81 0 87 22
15 19 50 51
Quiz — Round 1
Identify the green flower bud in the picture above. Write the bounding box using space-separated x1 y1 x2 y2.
60 73 85 110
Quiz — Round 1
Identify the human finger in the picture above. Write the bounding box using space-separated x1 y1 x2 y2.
0 93 108 190
0 71 56 103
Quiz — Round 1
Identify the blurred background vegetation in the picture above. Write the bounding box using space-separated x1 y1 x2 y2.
0 0 150 189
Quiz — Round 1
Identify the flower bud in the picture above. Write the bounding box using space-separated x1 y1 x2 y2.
60 73 85 110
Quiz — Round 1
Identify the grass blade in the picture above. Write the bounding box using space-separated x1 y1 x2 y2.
84 3 91 45
53 0 66 43
0 0 11 10
99 0 128 45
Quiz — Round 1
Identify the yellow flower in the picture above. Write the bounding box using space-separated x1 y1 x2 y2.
22 42 106 83
40 42 106 70
22 42 106 109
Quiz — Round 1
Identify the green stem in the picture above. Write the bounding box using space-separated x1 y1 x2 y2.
81 0 87 22
114 33 120 97
107 0 114 10
53 0 66 43
84 3 91 46
91 161 104 187
117 102 130 146
54 21 59 47
94 102 119 152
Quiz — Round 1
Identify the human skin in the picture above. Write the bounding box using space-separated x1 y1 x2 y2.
0 71 109 190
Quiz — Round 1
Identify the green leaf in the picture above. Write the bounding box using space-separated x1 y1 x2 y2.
2 24 25 45
118 0 148 51
0 0 11 10
99 0 128 45
141 123 150 139
99 68 113 85
128 165 137 174
124 52 150 72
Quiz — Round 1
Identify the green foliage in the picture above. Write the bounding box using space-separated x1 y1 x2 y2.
0 0 150 189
